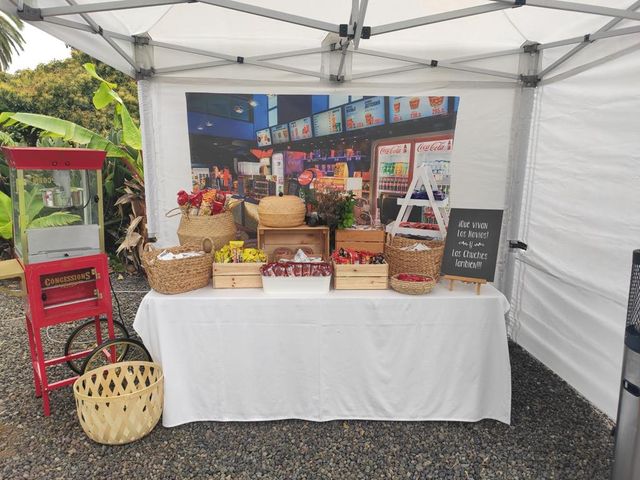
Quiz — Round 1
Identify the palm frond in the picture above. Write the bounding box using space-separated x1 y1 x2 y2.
29 211 82 228
0 14 25 71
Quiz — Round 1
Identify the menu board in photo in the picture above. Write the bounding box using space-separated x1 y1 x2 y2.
345 97 385 131
256 128 272 147
312 107 343 137
289 117 313 142
271 124 290 145
389 96 448 123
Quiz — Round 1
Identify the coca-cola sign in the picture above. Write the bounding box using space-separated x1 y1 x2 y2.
378 144 409 156
416 140 452 153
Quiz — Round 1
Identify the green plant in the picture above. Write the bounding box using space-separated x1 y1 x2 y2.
0 190 11 239
337 192 356 229
0 14 24 71
0 61 146 272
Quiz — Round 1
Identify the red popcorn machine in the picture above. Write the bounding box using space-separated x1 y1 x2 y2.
0 147 116 416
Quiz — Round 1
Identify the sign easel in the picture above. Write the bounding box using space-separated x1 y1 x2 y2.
440 209 504 295
443 274 487 295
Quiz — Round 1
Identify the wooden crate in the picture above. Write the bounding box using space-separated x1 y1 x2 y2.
335 228 386 254
257 224 330 261
213 262 264 288
333 262 389 290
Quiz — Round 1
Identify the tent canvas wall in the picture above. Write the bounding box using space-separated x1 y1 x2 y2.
3 0 640 418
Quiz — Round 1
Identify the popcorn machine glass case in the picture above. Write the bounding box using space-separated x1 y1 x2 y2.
5 148 105 264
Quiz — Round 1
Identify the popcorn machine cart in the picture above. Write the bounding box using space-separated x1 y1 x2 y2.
0 147 115 416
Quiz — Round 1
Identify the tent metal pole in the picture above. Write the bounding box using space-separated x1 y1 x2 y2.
351 64 428 80
249 47 330 62
148 40 238 62
446 48 523 64
353 0 368 49
350 0 358 25
356 48 520 80
40 0 187 17
197 0 340 33
62 0 139 71
541 40 640 84
499 43 541 313
490 0 640 21
539 0 640 78
335 40 351 81
538 24 640 51
370 3 511 36
242 58 325 79
154 60 232 74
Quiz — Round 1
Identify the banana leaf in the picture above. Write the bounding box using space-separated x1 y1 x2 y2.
0 191 12 239
0 112 143 178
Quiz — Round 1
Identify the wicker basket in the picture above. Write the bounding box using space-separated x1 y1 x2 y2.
384 236 445 278
172 209 237 252
142 241 213 294
258 195 306 228
73 361 163 445
390 274 436 295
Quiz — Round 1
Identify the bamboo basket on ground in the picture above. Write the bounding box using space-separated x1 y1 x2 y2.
142 240 213 294
73 361 163 445
384 235 445 278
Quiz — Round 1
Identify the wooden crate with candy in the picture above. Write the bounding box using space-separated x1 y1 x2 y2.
332 248 389 290
213 241 267 289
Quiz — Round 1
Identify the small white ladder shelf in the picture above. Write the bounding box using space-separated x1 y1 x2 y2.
386 163 449 239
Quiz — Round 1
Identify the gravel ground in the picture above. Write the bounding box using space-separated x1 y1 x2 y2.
0 274 614 479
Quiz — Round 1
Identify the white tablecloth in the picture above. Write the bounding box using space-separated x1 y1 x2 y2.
134 283 511 427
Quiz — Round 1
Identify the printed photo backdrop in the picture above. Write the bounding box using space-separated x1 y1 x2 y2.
186 93 459 232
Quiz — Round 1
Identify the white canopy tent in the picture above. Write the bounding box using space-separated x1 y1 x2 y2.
3 0 639 419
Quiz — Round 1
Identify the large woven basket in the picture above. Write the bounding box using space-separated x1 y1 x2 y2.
73 361 163 445
390 274 436 295
174 210 237 252
142 242 213 294
258 195 306 228
384 235 445 278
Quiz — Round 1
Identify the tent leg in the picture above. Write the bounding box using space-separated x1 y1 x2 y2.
499 42 541 313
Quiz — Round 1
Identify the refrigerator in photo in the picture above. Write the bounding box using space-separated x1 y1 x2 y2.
372 134 453 224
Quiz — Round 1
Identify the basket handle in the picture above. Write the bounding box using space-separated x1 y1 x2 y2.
201 236 214 254
166 207 184 218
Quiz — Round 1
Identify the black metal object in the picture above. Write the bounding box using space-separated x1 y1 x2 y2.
509 240 528 251
612 249 640 479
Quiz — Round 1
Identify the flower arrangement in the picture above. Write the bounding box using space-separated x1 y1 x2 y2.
176 189 231 216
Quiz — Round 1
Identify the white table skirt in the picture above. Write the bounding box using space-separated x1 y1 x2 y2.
134 283 511 427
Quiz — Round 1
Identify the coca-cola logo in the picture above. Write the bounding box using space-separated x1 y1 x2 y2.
416 140 452 153
379 145 407 155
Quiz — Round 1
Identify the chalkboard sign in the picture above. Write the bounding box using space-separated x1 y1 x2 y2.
441 209 504 282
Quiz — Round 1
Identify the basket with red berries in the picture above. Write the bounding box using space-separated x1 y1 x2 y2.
389 273 436 295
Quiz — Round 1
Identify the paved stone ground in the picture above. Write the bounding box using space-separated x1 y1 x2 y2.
0 275 614 479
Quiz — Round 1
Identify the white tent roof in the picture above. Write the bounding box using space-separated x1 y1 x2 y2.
2 0 640 85
3 0 640 420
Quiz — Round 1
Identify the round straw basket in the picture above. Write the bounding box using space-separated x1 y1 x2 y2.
73 361 163 445
258 195 306 228
384 235 445 278
142 240 213 294
390 274 436 295
169 209 237 252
